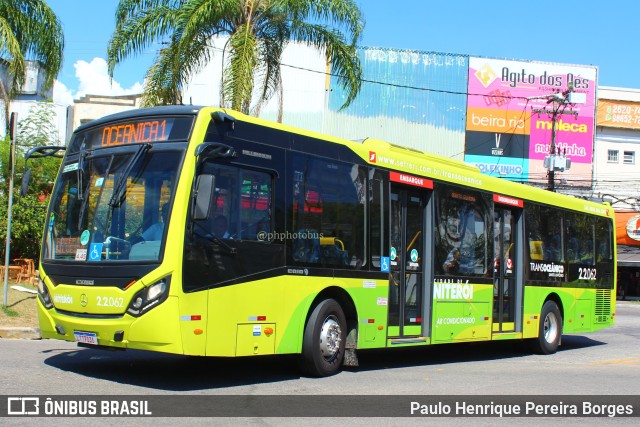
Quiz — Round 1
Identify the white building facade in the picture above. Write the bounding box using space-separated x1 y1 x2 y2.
594 86 640 210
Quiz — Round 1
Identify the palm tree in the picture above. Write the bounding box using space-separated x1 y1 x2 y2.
108 0 363 117
0 0 64 131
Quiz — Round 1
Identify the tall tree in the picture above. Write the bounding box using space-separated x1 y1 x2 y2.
108 0 363 117
13 101 62 193
0 0 64 131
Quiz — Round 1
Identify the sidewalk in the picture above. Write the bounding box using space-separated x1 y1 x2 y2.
0 326 40 340
0 284 40 340
619 295 640 302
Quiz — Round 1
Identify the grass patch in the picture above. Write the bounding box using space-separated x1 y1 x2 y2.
0 283 39 328
1 306 18 317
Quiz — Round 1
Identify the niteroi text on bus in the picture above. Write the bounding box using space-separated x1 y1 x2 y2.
101 119 168 146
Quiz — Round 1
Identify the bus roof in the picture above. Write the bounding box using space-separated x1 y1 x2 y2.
75 105 204 133
72 105 613 219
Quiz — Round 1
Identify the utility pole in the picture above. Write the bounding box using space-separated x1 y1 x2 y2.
3 112 17 307
531 89 578 192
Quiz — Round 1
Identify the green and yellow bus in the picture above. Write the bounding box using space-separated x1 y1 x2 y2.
32 106 616 376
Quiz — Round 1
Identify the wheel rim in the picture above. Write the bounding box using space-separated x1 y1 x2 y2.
543 311 558 344
319 315 342 361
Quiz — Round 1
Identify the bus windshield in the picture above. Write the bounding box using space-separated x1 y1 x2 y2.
43 147 183 263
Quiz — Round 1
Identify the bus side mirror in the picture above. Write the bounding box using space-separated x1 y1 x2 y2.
193 174 215 220
20 145 66 198
20 168 32 198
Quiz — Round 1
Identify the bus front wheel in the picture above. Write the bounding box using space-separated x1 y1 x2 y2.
530 300 562 355
300 299 346 377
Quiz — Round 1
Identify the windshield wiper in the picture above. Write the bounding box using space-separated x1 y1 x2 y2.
77 146 88 201
77 154 112 231
108 144 151 208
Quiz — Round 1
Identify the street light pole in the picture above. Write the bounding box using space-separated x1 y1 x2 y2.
531 91 577 192
3 112 17 307
547 100 560 192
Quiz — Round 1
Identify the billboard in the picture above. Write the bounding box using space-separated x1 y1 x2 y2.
597 99 640 130
616 211 640 246
465 57 597 185
326 47 469 156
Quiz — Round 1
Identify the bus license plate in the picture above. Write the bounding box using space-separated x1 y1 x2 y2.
74 331 98 345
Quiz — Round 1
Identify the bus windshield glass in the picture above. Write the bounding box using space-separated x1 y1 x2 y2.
43 146 184 263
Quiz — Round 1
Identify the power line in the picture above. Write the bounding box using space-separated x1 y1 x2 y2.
204 43 532 102
280 61 533 101
205 43 626 193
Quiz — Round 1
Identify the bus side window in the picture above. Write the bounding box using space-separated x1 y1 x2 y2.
237 171 272 240
564 213 595 266
529 238 544 261
434 184 490 277
370 170 385 269
289 155 365 268
542 207 563 263
596 218 612 261
292 229 321 263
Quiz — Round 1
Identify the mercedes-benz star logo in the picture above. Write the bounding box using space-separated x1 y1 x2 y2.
80 294 88 307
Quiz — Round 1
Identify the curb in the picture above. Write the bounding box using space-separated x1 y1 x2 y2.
0 327 41 340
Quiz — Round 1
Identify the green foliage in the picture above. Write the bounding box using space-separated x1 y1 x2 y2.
15 100 61 147
0 101 62 196
0 101 61 262
0 192 49 261
14 101 63 195
108 0 364 117
1 305 18 317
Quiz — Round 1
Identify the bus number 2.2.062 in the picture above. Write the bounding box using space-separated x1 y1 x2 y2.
96 296 125 308
578 267 597 281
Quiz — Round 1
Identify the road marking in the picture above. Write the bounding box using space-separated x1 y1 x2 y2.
581 356 640 366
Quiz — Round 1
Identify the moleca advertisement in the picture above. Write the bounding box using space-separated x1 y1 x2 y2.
465 57 597 185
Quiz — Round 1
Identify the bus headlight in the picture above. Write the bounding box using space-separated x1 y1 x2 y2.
126 277 170 317
37 278 54 309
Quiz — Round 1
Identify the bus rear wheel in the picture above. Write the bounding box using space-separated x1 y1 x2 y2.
300 299 346 377
530 300 562 355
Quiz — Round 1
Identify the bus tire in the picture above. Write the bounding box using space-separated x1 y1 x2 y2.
300 299 346 377
530 300 562 355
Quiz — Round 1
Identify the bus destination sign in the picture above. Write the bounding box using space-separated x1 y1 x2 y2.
70 116 195 152
101 119 170 146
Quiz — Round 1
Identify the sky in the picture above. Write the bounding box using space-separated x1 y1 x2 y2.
48 0 640 106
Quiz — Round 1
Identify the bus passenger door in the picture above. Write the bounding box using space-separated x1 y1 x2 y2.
492 206 519 332
388 185 428 338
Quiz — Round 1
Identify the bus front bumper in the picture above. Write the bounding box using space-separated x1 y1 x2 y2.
37 296 183 354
